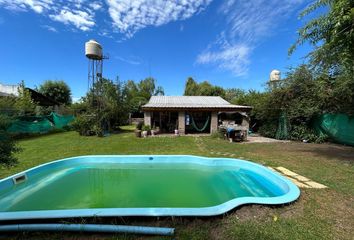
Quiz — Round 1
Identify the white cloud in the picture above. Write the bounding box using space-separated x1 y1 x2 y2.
197 34 251 76
49 9 95 31
89 2 103 11
0 0 100 31
0 0 213 35
196 0 305 76
115 56 141 65
41 24 57 32
106 0 212 37
0 0 52 13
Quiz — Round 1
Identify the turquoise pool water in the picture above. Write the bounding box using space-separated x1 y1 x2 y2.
0 155 300 220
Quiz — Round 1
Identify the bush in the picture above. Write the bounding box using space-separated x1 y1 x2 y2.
71 114 97 136
259 123 277 138
211 129 224 139
141 125 151 131
0 114 20 165
135 121 144 130
290 125 328 143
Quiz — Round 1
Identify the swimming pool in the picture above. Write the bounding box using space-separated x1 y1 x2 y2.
0 155 300 220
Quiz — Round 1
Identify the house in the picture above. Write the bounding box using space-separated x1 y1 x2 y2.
0 83 19 97
142 96 252 136
1 82 60 112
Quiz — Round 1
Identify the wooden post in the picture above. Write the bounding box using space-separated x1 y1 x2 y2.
144 111 151 126
210 112 218 134
178 111 185 135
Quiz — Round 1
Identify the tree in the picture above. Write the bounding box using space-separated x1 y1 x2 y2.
224 88 245 102
290 0 354 115
0 114 20 165
184 77 198 95
290 0 354 73
183 78 225 97
124 77 164 113
15 82 36 115
38 80 72 105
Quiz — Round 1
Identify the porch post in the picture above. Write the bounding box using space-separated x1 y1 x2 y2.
241 112 250 140
210 112 218 134
178 111 185 135
144 111 151 126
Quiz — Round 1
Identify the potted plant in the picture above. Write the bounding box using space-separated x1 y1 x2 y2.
155 126 160 134
174 128 179 136
142 125 151 138
151 128 156 136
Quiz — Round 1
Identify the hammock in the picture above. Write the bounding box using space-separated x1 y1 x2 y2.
190 115 210 132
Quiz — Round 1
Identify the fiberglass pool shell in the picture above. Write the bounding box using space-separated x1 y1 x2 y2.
0 155 300 221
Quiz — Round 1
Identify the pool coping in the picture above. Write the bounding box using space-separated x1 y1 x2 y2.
0 155 300 221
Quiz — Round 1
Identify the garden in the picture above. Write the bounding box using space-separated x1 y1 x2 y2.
0 1 353 239
0 128 353 239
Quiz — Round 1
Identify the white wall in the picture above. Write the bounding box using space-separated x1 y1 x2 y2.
0 83 19 96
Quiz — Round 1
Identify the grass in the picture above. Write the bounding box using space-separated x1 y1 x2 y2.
0 126 353 240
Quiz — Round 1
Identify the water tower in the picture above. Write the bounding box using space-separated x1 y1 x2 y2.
269 69 281 89
84 39 109 135
85 39 104 89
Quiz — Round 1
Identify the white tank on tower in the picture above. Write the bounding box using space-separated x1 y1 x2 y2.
85 39 103 60
270 69 281 82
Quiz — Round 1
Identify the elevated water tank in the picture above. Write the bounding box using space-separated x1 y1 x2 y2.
85 39 102 60
270 69 281 82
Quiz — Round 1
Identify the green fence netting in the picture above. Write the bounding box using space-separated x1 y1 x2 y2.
49 112 75 129
7 112 74 134
276 112 289 140
313 114 354 146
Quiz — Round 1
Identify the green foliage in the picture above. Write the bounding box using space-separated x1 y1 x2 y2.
211 129 224 139
231 90 270 123
259 122 277 138
290 125 329 143
69 100 88 115
224 88 246 102
0 114 20 165
38 80 72 105
70 114 97 136
124 77 164 113
290 0 354 115
14 84 36 115
0 96 18 116
135 121 144 130
141 124 151 131
290 0 354 72
183 77 225 97
72 76 163 136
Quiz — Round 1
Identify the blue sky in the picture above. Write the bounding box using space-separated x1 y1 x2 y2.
0 0 312 100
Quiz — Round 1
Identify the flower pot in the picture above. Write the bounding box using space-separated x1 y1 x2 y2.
151 130 156 136
174 129 179 136
142 130 148 138
135 130 141 138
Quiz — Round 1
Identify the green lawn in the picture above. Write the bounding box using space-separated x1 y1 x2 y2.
1 127 353 240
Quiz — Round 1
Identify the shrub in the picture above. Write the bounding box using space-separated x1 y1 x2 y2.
259 123 277 138
290 125 328 143
71 114 97 136
141 125 151 131
0 114 20 165
211 129 224 139
135 121 144 130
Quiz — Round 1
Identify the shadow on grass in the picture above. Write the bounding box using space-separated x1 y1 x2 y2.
299 143 354 163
